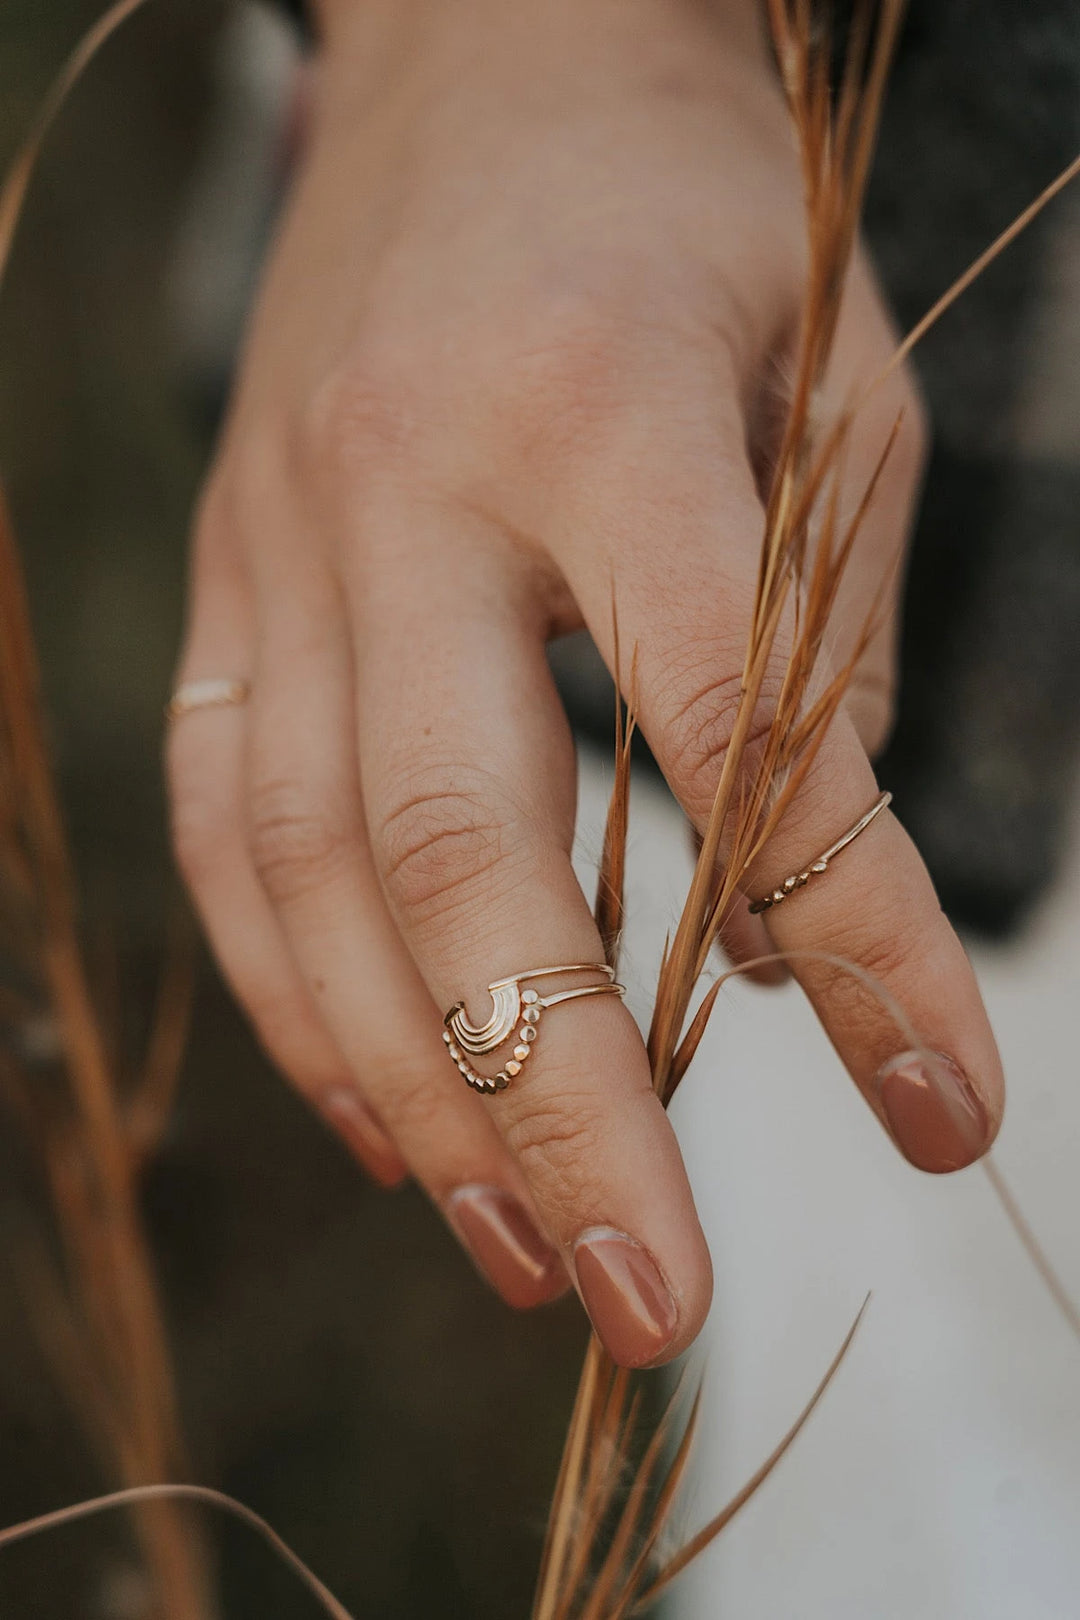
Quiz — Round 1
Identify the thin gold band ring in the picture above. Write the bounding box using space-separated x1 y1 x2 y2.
443 964 625 1094
166 678 251 721
748 790 892 915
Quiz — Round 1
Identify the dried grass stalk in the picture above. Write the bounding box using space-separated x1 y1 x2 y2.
0 503 213 1616
533 9 906 1611
0 4 210 1614
533 3 1080 1614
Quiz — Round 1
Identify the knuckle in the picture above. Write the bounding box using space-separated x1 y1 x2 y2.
375 778 522 926
502 1091 609 1217
492 292 670 461
663 657 777 820
510 295 629 398
248 776 354 905
815 906 929 1023
853 907 931 988
369 1062 437 1136
297 358 419 485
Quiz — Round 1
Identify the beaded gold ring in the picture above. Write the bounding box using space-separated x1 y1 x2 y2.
748 791 892 915
443 964 624 1094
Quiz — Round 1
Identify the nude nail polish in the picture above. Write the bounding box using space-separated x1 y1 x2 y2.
874 1050 991 1173
446 1185 567 1310
318 1087 409 1188
573 1228 678 1368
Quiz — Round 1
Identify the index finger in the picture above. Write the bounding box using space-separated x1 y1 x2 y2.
558 424 1002 1174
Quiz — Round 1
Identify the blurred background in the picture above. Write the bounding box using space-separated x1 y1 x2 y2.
0 1 1077 1616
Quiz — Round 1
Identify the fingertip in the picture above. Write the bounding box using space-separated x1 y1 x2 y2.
446 1184 569 1310
873 1050 1000 1175
573 1221 713 1368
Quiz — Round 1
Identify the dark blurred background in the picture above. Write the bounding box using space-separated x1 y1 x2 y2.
0 5 589 1616
0 1 1078 1615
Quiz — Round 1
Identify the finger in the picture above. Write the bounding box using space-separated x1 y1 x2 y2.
166 503 408 1189
820 253 928 756
553 388 1001 1174
245 560 568 1310
717 896 789 987
350 519 712 1368
745 726 1003 1173
690 824 789 985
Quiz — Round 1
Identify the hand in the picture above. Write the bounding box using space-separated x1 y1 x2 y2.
167 0 1003 1367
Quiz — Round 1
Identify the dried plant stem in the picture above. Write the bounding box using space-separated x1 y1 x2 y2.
535 6 909 1613
982 1157 1080 1347
0 0 151 287
631 1297 871 1612
0 1485 352 1620
884 149 1080 385
532 1336 608 1620
0 492 213 1616
0 4 214 1610
533 0 1080 1604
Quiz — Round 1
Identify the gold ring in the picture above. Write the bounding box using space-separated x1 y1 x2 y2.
166 678 251 721
748 790 892 915
443 964 625 1094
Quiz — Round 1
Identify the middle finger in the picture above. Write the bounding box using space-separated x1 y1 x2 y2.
349 507 713 1368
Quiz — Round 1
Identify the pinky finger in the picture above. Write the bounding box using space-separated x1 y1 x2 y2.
166 547 408 1189
168 695 409 1190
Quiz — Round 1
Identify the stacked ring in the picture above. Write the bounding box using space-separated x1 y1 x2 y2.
443 964 625 1094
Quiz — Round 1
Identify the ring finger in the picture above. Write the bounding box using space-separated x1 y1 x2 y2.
244 550 569 1310
163 520 414 1183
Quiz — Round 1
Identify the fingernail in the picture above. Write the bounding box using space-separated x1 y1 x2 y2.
446 1185 566 1310
874 1051 991 1173
318 1087 409 1189
573 1228 678 1368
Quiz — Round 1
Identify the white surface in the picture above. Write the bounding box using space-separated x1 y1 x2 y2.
573 751 1080 1620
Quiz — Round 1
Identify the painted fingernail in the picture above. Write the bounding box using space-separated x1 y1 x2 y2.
573 1228 678 1368
874 1051 991 1173
446 1185 566 1310
318 1087 409 1188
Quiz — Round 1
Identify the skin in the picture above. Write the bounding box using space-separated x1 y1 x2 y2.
167 0 1004 1365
